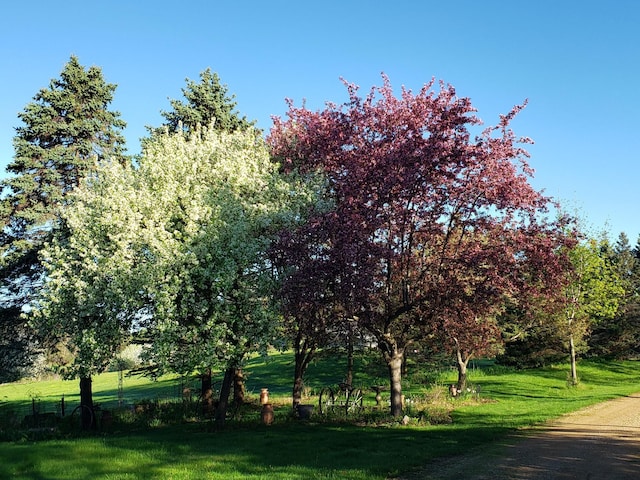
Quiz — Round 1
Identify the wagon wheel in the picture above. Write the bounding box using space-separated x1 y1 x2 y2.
318 387 335 415
345 388 363 414
70 404 95 430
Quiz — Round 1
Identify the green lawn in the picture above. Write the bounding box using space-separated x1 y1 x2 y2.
1 353 639 479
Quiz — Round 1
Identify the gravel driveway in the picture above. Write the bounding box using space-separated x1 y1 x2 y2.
397 393 640 479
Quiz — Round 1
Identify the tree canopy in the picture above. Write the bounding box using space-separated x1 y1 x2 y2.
29 159 141 380
1 55 127 267
149 68 254 138
133 126 310 376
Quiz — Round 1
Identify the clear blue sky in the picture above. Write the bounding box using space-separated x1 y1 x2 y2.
1 1 638 242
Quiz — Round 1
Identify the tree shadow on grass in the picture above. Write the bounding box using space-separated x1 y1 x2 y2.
0 422 512 480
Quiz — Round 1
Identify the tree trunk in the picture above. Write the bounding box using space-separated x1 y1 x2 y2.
385 348 404 418
214 367 234 427
569 334 578 385
292 358 305 408
345 326 354 387
456 362 468 393
233 367 245 405
201 368 214 416
455 341 471 392
292 333 315 408
292 348 314 408
79 376 95 430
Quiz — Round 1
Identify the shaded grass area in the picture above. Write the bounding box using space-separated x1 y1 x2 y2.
0 354 639 479
0 421 509 480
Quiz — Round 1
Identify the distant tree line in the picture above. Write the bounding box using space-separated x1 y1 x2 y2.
499 232 639 371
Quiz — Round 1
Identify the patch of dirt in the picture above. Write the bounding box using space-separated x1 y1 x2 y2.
395 393 640 479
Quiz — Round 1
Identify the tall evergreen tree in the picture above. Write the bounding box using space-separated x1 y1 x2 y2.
0 56 127 381
149 68 254 138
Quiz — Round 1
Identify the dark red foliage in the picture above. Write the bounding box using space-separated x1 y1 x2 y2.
269 75 575 415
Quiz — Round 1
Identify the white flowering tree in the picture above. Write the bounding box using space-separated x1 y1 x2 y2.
30 160 142 429
138 127 314 422
32 125 314 426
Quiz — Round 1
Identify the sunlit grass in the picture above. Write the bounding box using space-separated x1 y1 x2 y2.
0 370 186 416
448 360 640 428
